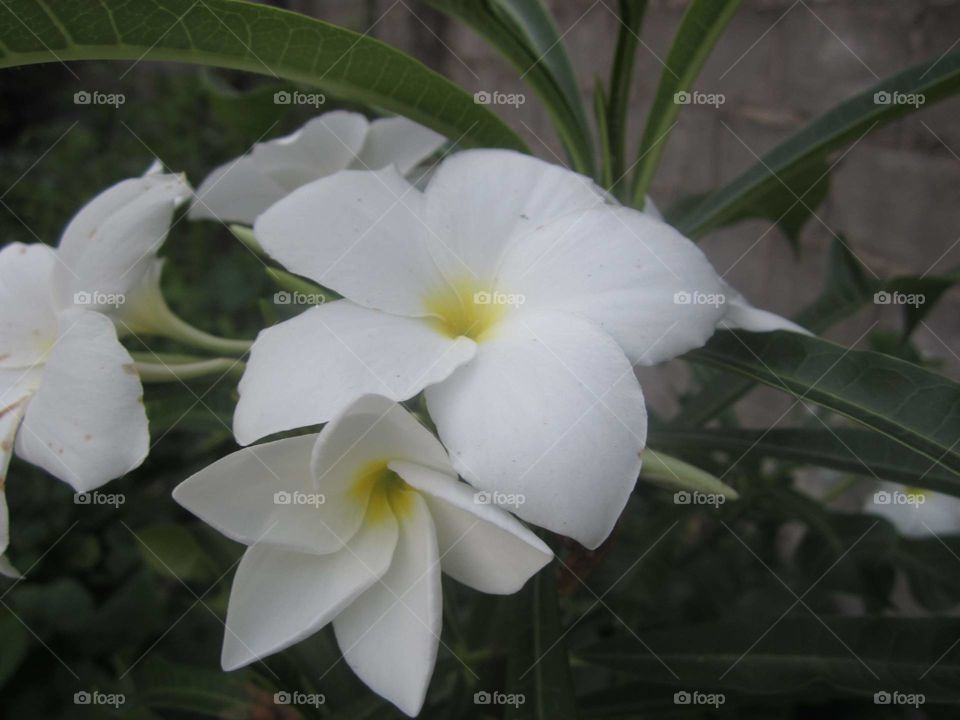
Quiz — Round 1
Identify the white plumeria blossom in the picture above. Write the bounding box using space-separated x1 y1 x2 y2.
173 394 551 716
189 111 446 225
865 482 960 538
0 164 188 575
235 149 805 549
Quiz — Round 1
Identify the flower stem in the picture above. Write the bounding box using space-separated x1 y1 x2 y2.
149 308 253 355
135 357 244 383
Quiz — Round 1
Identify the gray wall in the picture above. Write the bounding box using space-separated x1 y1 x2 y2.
294 0 960 419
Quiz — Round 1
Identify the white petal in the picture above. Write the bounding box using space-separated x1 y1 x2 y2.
426 310 647 549
497 206 728 366
334 492 441 717
719 281 811 335
866 485 960 539
0 377 31 578
189 155 286 225
255 167 445 316
0 243 59 368
311 395 454 499
54 171 191 311
234 301 475 444
390 460 552 593
221 515 399 671
15 310 148 492
353 116 446 175
191 112 369 225
173 433 360 554
422 149 605 283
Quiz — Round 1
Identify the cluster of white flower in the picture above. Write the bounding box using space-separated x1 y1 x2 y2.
1 111 811 715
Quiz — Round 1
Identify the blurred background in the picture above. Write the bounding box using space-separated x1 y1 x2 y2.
0 1 958 717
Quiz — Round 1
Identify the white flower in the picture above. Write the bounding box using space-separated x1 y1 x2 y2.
865 483 960 538
189 111 446 225
173 395 551 716
55 161 193 335
0 243 150 576
234 149 778 548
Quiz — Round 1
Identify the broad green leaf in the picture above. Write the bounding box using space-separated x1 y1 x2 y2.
504 565 577 720
578 617 960 702
673 49 960 237
671 238 960 428
606 0 647 191
650 428 960 495
629 0 742 205
593 81 613 188
0 0 527 153
687 330 960 477
427 0 593 173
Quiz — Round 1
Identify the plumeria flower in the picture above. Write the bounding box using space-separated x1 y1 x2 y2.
0 243 149 576
236 149 805 549
189 111 445 225
173 394 552 716
864 483 960 538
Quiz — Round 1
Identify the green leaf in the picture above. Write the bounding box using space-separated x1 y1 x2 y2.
650 427 960 496
504 565 577 720
606 0 647 191
688 330 960 477
673 49 960 238
578 617 960 702
0 0 526 153
427 0 592 173
629 0 742 205
135 523 218 582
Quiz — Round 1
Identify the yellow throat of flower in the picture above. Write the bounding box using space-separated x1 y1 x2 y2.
351 459 415 524
423 277 510 342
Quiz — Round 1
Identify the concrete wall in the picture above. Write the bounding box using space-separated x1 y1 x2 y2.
291 0 960 419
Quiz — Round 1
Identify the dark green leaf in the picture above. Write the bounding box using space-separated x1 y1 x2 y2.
136 656 249 717
606 0 647 192
688 330 960 477
0 611 29 689
135 523 218 582
0 0 526 152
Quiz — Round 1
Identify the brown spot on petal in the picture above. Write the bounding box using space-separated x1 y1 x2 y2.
0 354 9 363
83 434 92 442
122 363 138 376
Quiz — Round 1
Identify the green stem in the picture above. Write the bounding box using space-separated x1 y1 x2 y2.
146 307 253 355
229 224 266 257
135 358 245 382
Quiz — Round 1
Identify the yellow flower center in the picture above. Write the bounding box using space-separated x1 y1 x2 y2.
351 459 415 524
423 277 512 342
